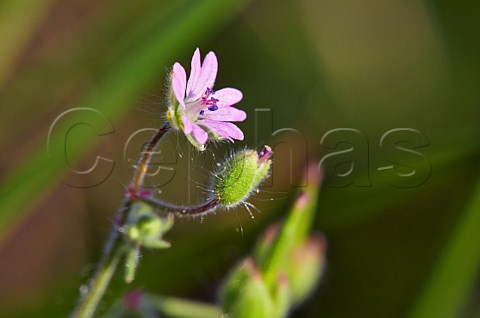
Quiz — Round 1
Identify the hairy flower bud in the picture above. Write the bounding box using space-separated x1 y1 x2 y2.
213 146 272 207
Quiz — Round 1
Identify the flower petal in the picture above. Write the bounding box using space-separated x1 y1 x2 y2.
186 48 201 99
192 123 209 145
198 120 244 141
202 107 246 122
182 114 193 134
172 62 186 108
189 51 218 100
213 88 243 108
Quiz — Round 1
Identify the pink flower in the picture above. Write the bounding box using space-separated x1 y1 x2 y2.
167 48 246 149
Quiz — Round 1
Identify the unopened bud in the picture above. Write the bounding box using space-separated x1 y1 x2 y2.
125 202 173 249
219 258 274 318
123 202 173 283
272 273 291 318
253 223 280 267
213 146 272 207
287 234 326 306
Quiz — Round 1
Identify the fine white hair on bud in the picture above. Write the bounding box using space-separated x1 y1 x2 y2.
213 146 273 208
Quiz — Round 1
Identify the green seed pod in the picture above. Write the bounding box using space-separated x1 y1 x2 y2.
214 146 272 207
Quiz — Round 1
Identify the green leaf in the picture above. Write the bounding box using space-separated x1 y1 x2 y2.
409 176 480 318
0 0 56 86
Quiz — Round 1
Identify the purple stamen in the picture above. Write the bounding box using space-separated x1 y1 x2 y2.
200 110 205 115
205 87 215 96
202 87 220 111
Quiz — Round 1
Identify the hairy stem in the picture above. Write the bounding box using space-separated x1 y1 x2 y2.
71 239 127 318
138 195 220 217
131 122 171 193
72 123 171 318
146 295 224 318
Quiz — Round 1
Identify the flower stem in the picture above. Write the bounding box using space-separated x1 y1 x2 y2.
72 123 171 318
138 195 220 217
72 239 127 318
146 295 224 318
102 293 224 318
131 122 171 193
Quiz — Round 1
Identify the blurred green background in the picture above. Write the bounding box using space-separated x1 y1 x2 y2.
0 0 479 317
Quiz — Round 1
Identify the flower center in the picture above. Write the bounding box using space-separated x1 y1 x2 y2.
184 87 219 122
202 88 219 112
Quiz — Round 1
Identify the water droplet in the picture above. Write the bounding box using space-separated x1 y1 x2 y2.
245 207 255 219
216 163 221 167
80 285 89 296
256 189 260 193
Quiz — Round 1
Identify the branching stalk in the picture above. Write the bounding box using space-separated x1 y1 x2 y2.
72 123 171 318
